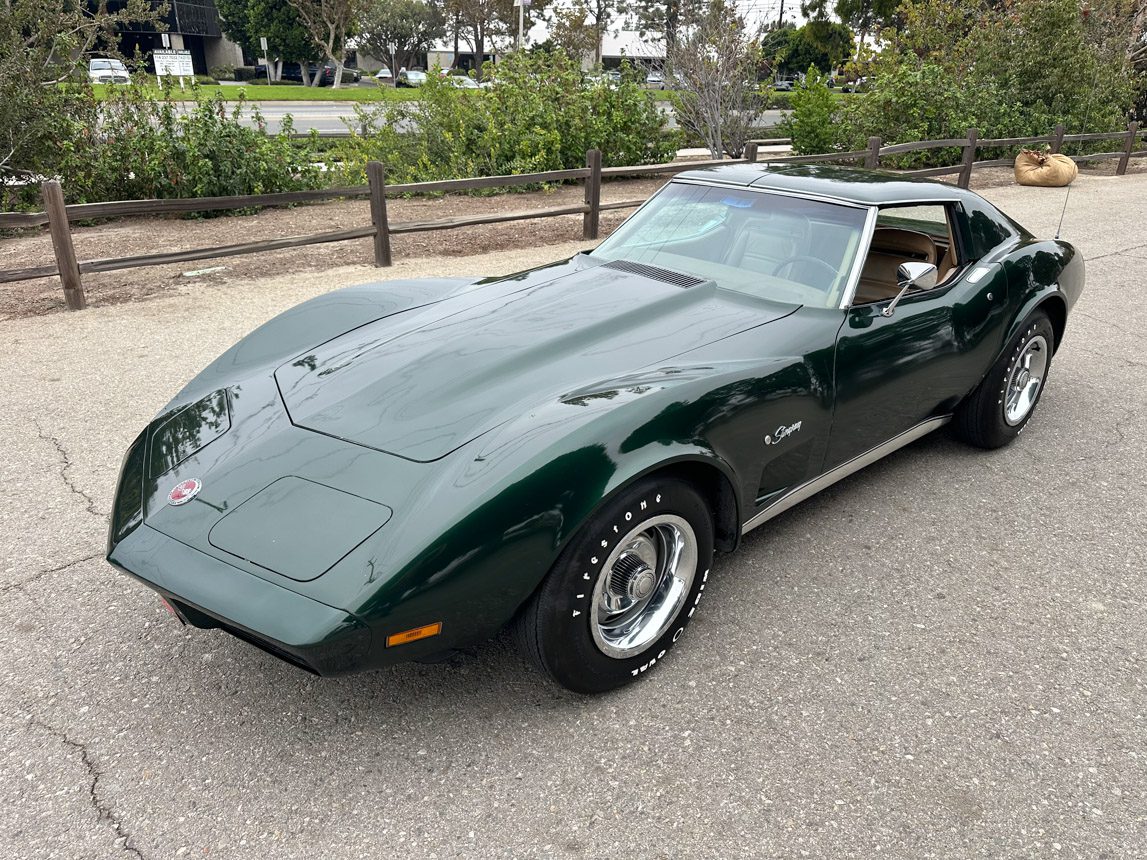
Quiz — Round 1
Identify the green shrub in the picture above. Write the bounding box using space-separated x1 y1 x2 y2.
233 66 264 82
47 80 322 206
830 0 1142 167
193 74 219 86
209 66 236 81
781 69 837 155
335 53 677 185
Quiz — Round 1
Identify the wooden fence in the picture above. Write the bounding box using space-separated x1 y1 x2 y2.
2 122 1144 311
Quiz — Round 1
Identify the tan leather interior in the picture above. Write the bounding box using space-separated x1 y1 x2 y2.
855 227 948 304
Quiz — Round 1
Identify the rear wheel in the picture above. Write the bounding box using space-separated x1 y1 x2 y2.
514 477 714 694
955 311 1055 448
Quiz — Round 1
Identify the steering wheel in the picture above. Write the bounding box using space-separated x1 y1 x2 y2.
772 255 839 287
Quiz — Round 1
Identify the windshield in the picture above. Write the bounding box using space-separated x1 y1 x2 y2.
591 182 869 308
408 71 426 81
90 60 124 71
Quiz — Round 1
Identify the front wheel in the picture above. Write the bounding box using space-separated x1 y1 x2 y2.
513 477 714 694
954 311 1055 448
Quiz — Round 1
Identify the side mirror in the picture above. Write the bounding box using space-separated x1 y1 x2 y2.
882 261 939 317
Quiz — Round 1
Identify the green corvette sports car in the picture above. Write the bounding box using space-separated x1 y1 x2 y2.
108 165 1083 693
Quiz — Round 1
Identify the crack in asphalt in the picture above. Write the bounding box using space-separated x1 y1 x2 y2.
0 552 103 597
1084 241 1147 263
22 715 147 860
33 420 106 520
1070 342 1147 370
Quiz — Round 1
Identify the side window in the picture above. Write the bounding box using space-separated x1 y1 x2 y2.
853 203 962 306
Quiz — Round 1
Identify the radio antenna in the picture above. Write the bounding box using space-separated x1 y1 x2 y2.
1056 5 1102 240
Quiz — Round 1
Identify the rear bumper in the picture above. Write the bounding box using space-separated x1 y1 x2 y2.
107 525 372 675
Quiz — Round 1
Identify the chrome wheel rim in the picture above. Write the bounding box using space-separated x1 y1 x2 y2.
590 514 697 659
1004 334 1049 426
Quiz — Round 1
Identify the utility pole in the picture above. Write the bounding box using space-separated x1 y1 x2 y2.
777 0 785 28
515 0 529 50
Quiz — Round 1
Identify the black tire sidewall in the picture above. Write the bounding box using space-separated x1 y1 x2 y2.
988 314 1056 444
534 478 715 694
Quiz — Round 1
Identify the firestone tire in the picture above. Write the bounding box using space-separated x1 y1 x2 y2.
955 312 1055 449
513 477 715 694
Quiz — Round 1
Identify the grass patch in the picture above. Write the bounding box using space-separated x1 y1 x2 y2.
89 83 419 102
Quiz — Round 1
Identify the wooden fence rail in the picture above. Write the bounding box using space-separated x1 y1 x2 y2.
3 121 1146 309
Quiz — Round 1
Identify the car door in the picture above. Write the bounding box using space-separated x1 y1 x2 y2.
826 202 1010 467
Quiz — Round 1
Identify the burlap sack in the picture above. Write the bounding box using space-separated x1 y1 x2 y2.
1014 149 1078 187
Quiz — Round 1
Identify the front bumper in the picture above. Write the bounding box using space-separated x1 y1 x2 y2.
108 525 372 675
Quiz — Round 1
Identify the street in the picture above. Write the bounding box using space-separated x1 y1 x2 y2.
221 100 788 135
0 174 1144 858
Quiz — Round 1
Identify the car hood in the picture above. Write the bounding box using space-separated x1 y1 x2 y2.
274 257 795 461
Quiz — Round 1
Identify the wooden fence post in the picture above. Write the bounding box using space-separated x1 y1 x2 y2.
583 148 602 241
366 161 392 267
744 141 759 163
1050 123 1066 154
1117 121 1139 175
865 136 882 169
41 180 85 311
958 128 979 189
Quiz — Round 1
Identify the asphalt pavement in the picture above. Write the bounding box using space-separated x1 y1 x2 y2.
225 100 787 135
0 174 1145 859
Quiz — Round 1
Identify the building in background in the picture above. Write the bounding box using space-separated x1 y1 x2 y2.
115 0 243 75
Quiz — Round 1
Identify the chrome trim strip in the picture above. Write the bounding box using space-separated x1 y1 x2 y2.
838 205 878 309
740 416 951 535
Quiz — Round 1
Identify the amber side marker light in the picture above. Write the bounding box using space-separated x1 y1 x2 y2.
386 622 443 648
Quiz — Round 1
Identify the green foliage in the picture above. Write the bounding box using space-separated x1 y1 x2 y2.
216 0 319 63
764 21 854 75
335 52 677 184
357 0 446 75
781 68 840 155
0 0 160 205
830 0 1142 165
15 81 322 209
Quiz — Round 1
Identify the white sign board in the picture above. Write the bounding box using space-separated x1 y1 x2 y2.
260 36 269 52
154 49 194 78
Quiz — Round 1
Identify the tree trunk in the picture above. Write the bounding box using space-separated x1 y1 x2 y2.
474 29 485 80
300 62 312 86
332 60 344 89
453 14 461 68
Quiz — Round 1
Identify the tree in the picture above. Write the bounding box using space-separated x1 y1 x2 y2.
445 0 549 78
629 0 703 49
287 0 370 87
549 0 616 64
216 0 321 82
800 0 899 58
0 0 160 196
765 21 853 75
359 0 446 74
666 0 768 157
549 2 599 62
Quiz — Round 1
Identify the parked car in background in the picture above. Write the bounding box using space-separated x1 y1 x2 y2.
446 75 480 89
397 69 428 88
89 58 130 84
269 62 360 86
315 63 360 86
645 70 666 90
375 66 393 84
841 76 871 93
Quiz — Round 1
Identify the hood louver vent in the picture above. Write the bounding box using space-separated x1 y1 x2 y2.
602 260 707 289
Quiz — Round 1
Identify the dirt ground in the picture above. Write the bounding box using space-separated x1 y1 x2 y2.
0 178 666 319
0 163 1137 320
